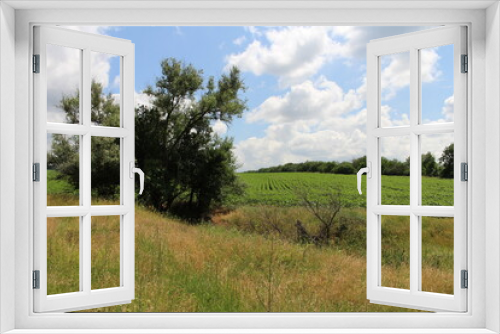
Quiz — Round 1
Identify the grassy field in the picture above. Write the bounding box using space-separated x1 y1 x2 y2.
46 171 454 312
231 172 453 207
45 200 453 313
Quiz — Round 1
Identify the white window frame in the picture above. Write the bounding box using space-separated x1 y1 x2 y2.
1 1 499 333
366 26 467 312
33 26 136 313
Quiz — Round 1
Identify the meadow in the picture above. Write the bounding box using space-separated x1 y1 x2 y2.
46 171 454 312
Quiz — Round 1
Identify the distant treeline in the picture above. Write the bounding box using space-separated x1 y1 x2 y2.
248 144 454 179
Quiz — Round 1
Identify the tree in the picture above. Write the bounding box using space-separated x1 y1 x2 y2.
352 156 367 172
136 58 246 218
421 152 438 177
334 162 355 175
439 143 454 179
295 187 344 246
49 80 121 198
381 157 410 176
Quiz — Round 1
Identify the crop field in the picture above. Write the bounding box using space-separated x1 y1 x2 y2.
232 172 454 207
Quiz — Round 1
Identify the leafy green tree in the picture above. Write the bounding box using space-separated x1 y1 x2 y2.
439 143 454 179
381 157 410 176
334 162 355 175
352 156 367 172
47 134 79 181
49 80 121 198
421 152 438 177
136 58 246 218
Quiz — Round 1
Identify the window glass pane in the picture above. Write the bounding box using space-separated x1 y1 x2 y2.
46 44 81 124
421 216 454 295
381 215 410 290
91 137 121 205
47 216 80 295
91 215 121 290
47 133 80 206
421 133 454 206
91 51 121 127
380 52 410 128
380 136 410 205
420 45 454 124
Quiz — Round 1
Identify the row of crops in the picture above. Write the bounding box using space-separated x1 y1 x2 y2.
231 173 454 207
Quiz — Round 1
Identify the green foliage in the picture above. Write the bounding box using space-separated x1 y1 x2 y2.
136 58 246 219
333 161 355 175
422 152 439 177
439 143 454 179
47 170 76 195
351 155 366 171
47 135 79 191
381 157 410 176
49 80 121 199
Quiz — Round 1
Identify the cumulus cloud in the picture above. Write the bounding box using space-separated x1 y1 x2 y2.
226 26 437 88
441 95 454 122
234 78 450 171
226 27 348 87
47 26 118 123
233 36 247 46
247 76 364 124
235 78 368 171
421 95 454 124
212 120 228 136
421 132 454 161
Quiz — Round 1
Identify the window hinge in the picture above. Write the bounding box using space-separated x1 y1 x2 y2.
461 162 468 181
33 163 40 182
33 270 40 289
461 270 468 289
461 54 468 73
33 54 40 73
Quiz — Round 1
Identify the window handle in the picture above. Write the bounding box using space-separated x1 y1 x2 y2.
357 162 371 195
129 162 145 195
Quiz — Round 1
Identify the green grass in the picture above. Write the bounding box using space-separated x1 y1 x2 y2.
47 170 78 196
231 173 453 207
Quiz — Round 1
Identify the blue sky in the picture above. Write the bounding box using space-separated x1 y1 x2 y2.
53 26 455 171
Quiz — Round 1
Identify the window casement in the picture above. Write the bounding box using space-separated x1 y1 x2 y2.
364 26 468 312
33 26 138 312
5 4 492 333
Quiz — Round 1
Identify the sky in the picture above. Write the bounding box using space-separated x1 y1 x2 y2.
48 26 455 171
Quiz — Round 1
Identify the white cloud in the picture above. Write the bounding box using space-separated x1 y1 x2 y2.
247 76 364 124
226 26 347 87
380 105 410 128
380 52 410 101
421 132 454 161
380 136 410 161
421 95 454 124
47 26 117 123
235 78 368 171
226 26 436 88
442 95 454 122
212 120 228 136
233 36 247 46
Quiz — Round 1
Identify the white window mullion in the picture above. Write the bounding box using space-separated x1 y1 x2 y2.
409 47 420 294
82 47 92 295
366 45 379 298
